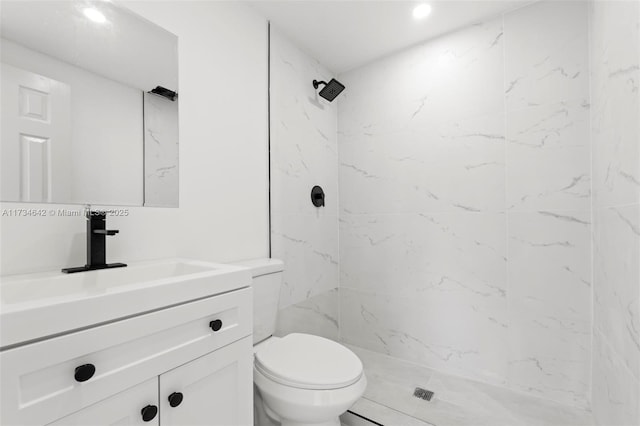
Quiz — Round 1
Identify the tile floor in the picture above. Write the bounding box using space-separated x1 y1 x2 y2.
341 345 595 426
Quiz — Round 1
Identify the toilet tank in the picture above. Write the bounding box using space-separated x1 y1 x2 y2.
232 258 284 344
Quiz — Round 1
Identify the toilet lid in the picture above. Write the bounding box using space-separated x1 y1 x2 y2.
255 333 363 390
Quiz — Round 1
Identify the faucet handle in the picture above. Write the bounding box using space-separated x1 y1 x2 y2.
93 229 119 236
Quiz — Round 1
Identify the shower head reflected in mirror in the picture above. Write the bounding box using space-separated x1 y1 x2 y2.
313 78 345 102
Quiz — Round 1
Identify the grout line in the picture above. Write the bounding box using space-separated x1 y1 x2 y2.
339 208 598 217
587 0 595 410
502 8 511 391
142 91 146 206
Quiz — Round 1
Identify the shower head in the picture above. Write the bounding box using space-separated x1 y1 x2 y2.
313 78 345 102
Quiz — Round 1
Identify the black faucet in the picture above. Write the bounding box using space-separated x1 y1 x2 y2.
62 210 127 274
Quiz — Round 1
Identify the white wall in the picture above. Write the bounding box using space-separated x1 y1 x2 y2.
590 1 640 424
269 27 340 340
338 0 591 408
0 1 269 275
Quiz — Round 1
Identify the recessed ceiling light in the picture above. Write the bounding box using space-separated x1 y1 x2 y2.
83 7 106 24
412 3 432 20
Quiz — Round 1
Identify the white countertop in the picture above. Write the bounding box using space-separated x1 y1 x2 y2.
0 258 252 349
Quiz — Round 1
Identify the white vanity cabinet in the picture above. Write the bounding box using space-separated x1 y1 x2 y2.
46 337 252 426
0 286 253 426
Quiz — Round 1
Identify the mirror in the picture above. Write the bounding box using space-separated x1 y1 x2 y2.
0 1 178 207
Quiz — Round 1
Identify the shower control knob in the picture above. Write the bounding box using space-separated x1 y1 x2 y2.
141 405 158 422
209 319 223 332
74 364 96 382
168 392 183 407
311 185 325 207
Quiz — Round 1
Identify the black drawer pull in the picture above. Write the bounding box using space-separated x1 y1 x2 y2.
141 405 158 422
74 364 96 382
209 319 223 332
168 391 183 407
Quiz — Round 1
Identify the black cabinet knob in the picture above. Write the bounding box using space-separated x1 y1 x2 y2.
209 319 223 332
168 392 183 407
74 364 96 382
141 405 158 422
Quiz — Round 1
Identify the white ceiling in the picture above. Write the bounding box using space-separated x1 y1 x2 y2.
1 1 178 91
248 0 531 74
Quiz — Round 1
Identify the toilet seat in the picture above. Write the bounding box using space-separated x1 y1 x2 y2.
254 333 363 390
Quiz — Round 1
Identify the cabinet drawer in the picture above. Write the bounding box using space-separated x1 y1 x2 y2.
1 287 252 426
47 378 159 426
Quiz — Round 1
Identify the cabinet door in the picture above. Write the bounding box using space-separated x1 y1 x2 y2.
47 378 158 426
159 336 253 426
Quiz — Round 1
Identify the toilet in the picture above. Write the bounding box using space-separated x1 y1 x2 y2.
234 259 366 426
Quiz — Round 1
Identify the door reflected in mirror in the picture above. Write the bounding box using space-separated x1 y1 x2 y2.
0 1 178 207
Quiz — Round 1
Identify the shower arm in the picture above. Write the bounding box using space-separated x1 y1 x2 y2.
313 80 328 89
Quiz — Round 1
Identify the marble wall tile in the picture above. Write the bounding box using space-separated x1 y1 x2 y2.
594 205 640 380
508 210 592 317
275 288 339 340
339 15 505 216
340 212 506 300
507 310 590 407
340 211 509 382
590 0 640 207
507 210 591 407
270 119 338 216
339 17 504 140
337 15 509 387
339 113 506 215
504 0 589 110
269 26 340 338
340 287 509 385
506 101 591 212
143 92 179 207
337 0 593 406
504 0 591 213
592 330 640 426
504 1 591 214
270 28 339 217
590 1 640 424
271 213 339 309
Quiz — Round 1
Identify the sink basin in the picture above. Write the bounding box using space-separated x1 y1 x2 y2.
0 259 252 349
2 261 221 304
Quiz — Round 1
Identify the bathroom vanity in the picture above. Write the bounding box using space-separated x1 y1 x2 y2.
0 259 253 425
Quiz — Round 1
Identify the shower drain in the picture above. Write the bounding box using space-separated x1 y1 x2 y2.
413 387 435 401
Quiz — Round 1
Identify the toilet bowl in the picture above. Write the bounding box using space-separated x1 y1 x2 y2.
253 333 366 426
231 258 366 426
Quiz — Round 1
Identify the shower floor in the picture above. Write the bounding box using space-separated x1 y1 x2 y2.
340 345 594 426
